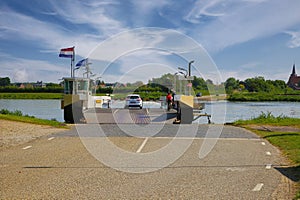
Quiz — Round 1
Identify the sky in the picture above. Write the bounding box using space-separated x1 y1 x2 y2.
0 0 300 84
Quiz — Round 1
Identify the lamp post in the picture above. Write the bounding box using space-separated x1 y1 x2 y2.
178 67 188 77
188 60 194 77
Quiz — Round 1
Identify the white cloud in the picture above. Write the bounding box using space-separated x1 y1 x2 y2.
0 56 69 82
0 3 125 57
184 0 268 24
100 63 176 84
0 8 72 49
129 0 171 26
239 62 262 70
184 0 226 24
220 64 292 82
0 0 299 84
88 28 203 63
285 31 300 48
13 69 29 82
186 0 300 52
48 0 126 37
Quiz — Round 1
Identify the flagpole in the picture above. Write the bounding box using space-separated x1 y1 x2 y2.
71 46 75 77
70 58 73 77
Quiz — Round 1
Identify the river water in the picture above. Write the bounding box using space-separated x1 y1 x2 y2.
0 99 299 124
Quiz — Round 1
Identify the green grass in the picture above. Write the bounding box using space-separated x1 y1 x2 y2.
233 112 300 164
250 129 300 200
233 112 300 199
229 92 300 102
254 130 300 164
296 191 300 200
0 109 68 128
0 93 63 99
233 111 300 128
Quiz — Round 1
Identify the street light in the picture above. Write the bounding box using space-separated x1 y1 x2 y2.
178 67 188 77
188 60 194 77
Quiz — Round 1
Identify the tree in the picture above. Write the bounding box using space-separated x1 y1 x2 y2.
206 79 214 85
244 76 274 92
192 76 207 90
270 80 287 91
0 77 11 86
224 77 239 93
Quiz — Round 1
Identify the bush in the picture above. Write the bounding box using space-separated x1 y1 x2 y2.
12 110 23 116
0 109 35 118
0 109 10 115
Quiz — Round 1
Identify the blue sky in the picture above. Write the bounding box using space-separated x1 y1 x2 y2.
0 0 300 84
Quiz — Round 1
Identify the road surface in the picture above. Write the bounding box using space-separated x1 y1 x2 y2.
1 124 293 199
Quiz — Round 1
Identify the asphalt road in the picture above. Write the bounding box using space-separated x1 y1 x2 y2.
1 124 292 199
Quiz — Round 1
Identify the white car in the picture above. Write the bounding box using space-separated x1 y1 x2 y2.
125 94 143 109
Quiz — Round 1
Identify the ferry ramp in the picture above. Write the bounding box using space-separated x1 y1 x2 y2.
84 108 177 124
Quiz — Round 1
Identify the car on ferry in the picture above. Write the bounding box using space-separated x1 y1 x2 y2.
125 94 143 109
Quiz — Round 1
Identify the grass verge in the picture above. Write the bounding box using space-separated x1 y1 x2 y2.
0 93 63 99
234 111 300 128
0 109 68 128
251 130 300 164
233 112 300 199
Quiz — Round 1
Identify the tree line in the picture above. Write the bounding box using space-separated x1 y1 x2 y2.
224 76 294 94
1 75 298 96
0 77 63 93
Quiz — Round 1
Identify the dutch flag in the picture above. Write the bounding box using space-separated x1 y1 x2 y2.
59 47 74 58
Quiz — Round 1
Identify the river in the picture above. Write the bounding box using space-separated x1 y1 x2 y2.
0 99 299 124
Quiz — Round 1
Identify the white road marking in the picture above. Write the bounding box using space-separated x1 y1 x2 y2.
22 146 32 150
153 137 260 141
113 109 119 115
136 137 149 153
48 137 55 141
266 164 272 169
226 167 246 172
252 183 264 191
146 108 149 114
266 151 271 155
261 142 266 145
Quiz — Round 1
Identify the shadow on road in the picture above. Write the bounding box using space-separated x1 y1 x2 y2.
152 112 177 122
275 165 300 182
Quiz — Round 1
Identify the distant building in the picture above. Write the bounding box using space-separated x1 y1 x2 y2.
101 82 126 88
14 81 46 88
33 81 46 88
287 64 300 90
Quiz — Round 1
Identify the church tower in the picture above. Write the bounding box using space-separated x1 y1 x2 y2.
287 64 300 90
291 64 296 76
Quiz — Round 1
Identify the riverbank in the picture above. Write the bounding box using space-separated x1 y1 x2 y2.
0 119 67 149
0 113 69 149
0 92 63 99
195 94 227 101
228 92 300 102
1 91 300 102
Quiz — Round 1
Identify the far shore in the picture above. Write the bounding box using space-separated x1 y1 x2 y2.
0 92 300 102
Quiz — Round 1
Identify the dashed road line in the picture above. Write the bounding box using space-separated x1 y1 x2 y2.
22 146 32 150
48 137 55 141
265 164 272 169
136 137 149 153
252 183 264 191
153 137 260 141
266 151 271 156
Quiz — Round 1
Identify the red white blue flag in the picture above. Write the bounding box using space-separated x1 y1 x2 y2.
59 47 74 58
